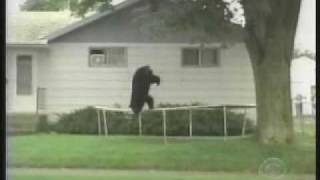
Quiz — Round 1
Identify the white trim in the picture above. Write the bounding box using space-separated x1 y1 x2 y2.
47 0 141 42
7 43 49 48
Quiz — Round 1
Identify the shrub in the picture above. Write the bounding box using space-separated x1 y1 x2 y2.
7 113 39 135
54 107 98 134
36 115 50 133
53 104 256 136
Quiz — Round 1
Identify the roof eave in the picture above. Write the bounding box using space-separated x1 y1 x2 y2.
6 42 49 48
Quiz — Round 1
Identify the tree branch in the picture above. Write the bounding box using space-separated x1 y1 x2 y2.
284 0 301 64
242 0 271 64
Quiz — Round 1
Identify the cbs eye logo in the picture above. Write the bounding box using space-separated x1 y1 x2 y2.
258 157 287 178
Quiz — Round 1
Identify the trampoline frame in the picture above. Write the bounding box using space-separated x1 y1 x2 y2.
94 104 256 143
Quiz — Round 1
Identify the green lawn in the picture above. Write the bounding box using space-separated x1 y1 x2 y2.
8 168 315 180
8 132 315 174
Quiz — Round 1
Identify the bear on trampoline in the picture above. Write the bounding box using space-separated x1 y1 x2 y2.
130 66 160 114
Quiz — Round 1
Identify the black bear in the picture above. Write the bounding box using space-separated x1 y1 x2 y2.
129 66 160 114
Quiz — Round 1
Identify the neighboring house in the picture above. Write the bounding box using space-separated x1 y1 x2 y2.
6 0 256 119
6 11 79 113
291 56 316 116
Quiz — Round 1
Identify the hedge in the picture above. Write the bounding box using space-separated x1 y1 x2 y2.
39 104 255 136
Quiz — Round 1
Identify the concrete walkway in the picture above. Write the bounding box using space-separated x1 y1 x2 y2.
8 168 315 180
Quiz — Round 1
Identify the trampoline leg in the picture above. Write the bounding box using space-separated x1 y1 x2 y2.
223 106 228 141
189 110 193 137
242 109 248 137
96 109 101 136
103 110 108 136
162 110 167 144
138 113 142 136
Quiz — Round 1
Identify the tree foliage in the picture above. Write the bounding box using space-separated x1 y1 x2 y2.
69 0 113 17
21 0 113 17
141 0 244 43
293 49 315 60
20 0 69 11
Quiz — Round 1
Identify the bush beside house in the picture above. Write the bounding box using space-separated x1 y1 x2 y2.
39 104 255 136
7 113 39 135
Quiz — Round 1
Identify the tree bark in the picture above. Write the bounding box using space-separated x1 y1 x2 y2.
243 0 301 144
251 53 294 144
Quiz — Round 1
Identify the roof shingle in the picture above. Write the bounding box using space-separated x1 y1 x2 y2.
7 11 80 44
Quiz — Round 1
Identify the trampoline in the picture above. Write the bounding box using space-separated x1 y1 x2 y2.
94 104 256 143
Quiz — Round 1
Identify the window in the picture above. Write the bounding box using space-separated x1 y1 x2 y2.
17 55 32 95
89 47 127 67
182 48 220 67
182 48 199 66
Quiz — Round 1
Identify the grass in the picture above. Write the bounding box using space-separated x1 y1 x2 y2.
8 169 315 180
8 129 315 174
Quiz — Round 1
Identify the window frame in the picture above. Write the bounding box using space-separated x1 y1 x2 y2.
181 47 220 68
88 47 128 68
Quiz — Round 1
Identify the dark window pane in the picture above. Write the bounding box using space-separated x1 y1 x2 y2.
90 49 104 55
182 49 199 66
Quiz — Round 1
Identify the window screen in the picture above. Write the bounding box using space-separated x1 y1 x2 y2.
201 49 219 66
107 48 127 66
17 55 32 95
182 48 220 67
182 48 199 66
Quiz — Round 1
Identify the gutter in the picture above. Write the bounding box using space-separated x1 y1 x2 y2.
6 42 49 48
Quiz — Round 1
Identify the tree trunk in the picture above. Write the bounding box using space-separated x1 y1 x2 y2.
252 53 294 144
243 0 301 144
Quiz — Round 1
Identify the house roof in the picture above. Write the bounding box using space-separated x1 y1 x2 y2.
6 11 80 45
48 0 243 43
46 0 140 41
6 0 140 45
7 0 244 45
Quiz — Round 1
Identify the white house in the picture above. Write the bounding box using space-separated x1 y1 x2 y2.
291 56 316 116
7 0 258 119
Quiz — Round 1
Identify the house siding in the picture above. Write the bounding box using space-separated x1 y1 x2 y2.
290 57 316 116
38 42 255 114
